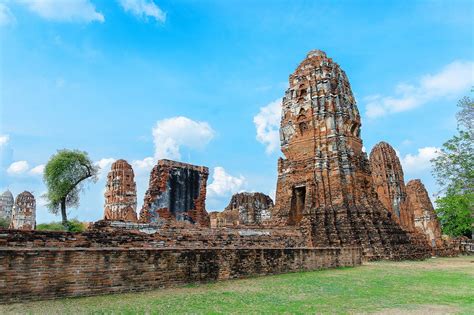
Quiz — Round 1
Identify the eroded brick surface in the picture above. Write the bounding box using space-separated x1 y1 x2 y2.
0 243 361 303
210 192 273 227
369 142 414 231
0 190 14 222
272 50 430 260
104 159 138 222
406 179 443 247
9 191 36 230
140 160 210 227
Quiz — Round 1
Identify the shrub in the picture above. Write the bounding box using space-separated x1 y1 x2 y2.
0 217 10 229
36 219 87 232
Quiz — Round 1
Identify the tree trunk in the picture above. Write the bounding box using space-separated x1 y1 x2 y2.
61 199 68 227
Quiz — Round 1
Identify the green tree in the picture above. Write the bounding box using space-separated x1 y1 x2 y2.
43 149 98 226
431 96 473 237
0 217 9 229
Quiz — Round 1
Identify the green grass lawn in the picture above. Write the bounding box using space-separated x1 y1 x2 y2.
2 256 473 314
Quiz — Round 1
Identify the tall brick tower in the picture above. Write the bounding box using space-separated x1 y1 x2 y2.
104 159 138 222
273 50 429 259
406 179 443 248
370 142 415 231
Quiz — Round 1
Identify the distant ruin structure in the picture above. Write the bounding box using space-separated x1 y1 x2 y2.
369 142 414 231
210 192 273 227
140 159 210 226
0 190 14 223
9 191 36 230
104 159 138 222
272 50 429 259
406 179 443 247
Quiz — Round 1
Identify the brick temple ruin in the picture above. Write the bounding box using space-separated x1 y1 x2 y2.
210 192 273 228
0 190 14 224
271 50 429 260
103 159 138 222
370 142 414 231
140 160 210 226
9 191 36 230
1 49 467 303
406 179 443 247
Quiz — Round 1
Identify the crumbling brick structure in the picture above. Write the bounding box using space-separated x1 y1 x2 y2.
140 159 210 227
103 159 138 222
9 191 35 230
369 142 414 231
272 50 430 260
406 179 443 247
210 192 273 228
0 190 14 223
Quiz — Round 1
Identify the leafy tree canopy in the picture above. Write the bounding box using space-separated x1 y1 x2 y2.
43 149 98 225
431 95 473 237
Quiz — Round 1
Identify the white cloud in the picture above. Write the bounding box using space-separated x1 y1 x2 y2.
7 161 29 175
207 167 246 198
29 164 45 176
0 3 15 26
19 0 104 23
94 158 116 178
131 157 155 174
0 134 9 147
152 116 215 160
400 147 440 174
254 99 282 154
118 0 166 23
365 60 474 118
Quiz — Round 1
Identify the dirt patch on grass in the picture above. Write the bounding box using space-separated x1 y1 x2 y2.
370 304 459 315
366 256 474 273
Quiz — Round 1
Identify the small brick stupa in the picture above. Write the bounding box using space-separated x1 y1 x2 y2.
9 191 36 230
104 159 138 222
0 190 14 223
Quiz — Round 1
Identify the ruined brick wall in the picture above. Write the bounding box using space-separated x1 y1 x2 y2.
0 190 14 223
209 209 239 228
272 50 430 260
1 223 309 249
369 142 414 231
211 192 274 227
0 229 361 303
9 191 35 230
140 160 210 227
104 159 138 222
406 179 443 247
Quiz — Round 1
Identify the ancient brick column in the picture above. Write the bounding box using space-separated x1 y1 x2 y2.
369 142 414 231
9 191 36 230
103 159 138 222
0 190 14 224
406 179 443 247
140 159 210 227
272 50 430 259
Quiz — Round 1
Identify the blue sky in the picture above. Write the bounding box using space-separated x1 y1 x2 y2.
0 0 473 223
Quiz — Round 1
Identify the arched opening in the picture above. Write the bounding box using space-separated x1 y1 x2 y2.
289 186 305 225
299 122 308 135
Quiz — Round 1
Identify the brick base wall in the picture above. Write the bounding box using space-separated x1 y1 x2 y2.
0 246 361 303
